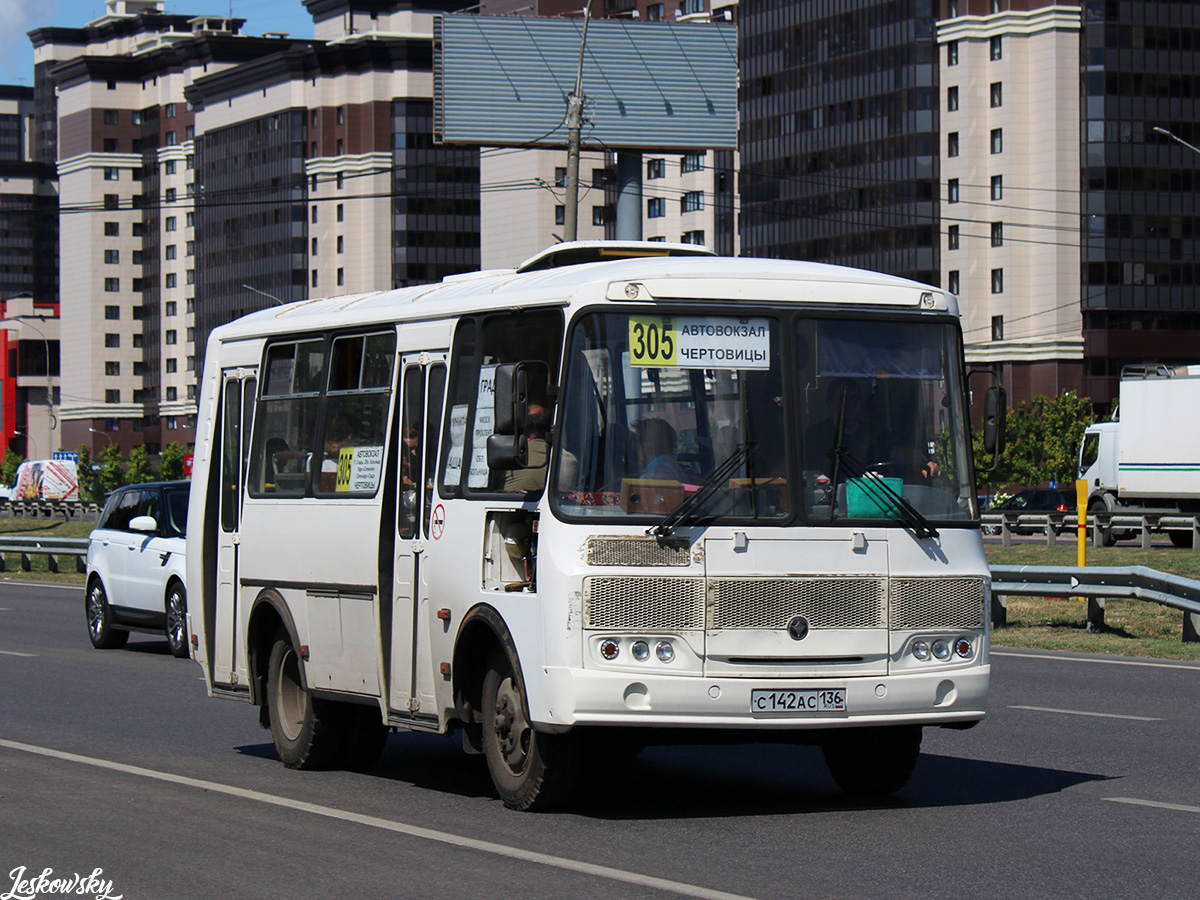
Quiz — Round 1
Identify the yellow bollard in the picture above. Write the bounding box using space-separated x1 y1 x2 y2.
1076 478 1088 570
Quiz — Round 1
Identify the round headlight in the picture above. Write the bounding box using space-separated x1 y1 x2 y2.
912 640 930 661
932 639 951 660
954 637 974 659
599 639 620 660
631 640 650 661
655 640 675 663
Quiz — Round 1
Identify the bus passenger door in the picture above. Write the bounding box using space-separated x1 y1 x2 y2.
214 368 256 687
389 354 445 719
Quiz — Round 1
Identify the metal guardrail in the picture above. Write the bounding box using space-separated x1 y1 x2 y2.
0 537 89 574
981 511 1200 549
0 500 102 522
991 564 1200 643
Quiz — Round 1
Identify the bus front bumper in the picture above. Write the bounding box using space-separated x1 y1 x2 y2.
536 664 989 730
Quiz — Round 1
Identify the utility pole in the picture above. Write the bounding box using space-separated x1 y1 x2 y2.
563 0 593 242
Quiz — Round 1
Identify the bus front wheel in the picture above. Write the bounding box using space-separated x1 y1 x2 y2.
266 629 345 770
822 725 922 798
481 648 579 811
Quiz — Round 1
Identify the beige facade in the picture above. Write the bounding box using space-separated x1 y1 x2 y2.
939 6 1083 374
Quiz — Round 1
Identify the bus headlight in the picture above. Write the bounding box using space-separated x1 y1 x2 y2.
655 640 675 663
911 640 930 661
932 639 951 660
631 640 650 662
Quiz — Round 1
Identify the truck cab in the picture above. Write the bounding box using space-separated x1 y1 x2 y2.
1078 421 1119 497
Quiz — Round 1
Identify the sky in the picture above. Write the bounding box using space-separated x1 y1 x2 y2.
0 0 317 86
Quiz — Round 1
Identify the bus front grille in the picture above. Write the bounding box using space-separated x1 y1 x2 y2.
709 577 886 630
889 577 986 629
583 577 706 630
585 537 692 567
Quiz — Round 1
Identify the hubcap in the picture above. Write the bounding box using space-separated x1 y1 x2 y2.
492 675 531 774
275 647 308 742
87 588 104 639
166 591 186 649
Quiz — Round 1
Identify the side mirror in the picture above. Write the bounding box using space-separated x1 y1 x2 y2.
487 433 528 470
129 515 158 533
983 385 1006 455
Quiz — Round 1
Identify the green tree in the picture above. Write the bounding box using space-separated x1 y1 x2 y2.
1 447 22 487
97 443 126 497
75 445 104 503
126 445 155 484
158 442 187 481
974 391 1093 491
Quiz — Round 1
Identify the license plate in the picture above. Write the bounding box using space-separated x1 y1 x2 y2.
750 688 846 714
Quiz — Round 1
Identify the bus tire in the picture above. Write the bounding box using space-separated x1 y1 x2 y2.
164 582 189 659
482 648 579 811
822 725 922 798
1169 530 1194 548
86 579 128 650
338 705 389 772
267 629 345 770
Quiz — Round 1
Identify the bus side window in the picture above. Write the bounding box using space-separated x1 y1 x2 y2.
398 365 424 539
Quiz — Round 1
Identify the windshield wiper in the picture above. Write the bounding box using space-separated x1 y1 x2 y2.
647 443 754 538
829 447 939 540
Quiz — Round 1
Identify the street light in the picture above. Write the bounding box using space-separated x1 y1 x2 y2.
1152 125 1200 157
12 429 36 459
88 427 113 448
0 314 56 432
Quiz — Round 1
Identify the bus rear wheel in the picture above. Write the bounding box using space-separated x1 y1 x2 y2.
266 629 345 770
481 648 579 811
822 725 922 798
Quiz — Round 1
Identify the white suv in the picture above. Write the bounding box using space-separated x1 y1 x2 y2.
86 481 190 658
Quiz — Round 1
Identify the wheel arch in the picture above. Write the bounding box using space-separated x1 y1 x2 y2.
452 603 520 753
247 588 304 706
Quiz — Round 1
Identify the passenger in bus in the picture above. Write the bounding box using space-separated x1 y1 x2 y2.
321 414 358 491
401 426 419 489
636 418 689 483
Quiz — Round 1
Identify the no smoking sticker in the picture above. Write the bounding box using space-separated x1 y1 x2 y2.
431 503 446 540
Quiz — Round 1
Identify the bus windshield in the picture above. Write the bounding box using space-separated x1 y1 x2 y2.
552 310 975 526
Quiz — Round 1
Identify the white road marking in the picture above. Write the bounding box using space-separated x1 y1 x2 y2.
1105 797 1200 815
0 650 36 657
0 738 759 900
1009 705 1162 722
993 650 1200 672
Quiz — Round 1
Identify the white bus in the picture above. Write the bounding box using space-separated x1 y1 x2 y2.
187 242 1000 810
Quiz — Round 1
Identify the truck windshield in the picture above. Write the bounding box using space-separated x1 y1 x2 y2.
552 310 976 526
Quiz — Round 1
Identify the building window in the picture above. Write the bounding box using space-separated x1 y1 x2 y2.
312 269 319 288
104 250 120 265
555 205 565 226
186 269 195 285
186 212 194 227
948 179 959 203
103 109 119 125
165 357 177 373
682 230 705 245
947 41 959 66
165 188 176 202
948 0 959 15
164 160 176 175
336 138 344 155
948 132 959 157
336 204 344 222
165 301 176 317
166 131 177 145
647 158 665 179
105 334 120 348
104 168 119 181
647 197 665 218
646 3 664 20
104 194 119 210
186 241 194 256
592 206 609 226
990 129 1003 154
105 390 120 404
990 36 1002 60
991 269 1004 294
133 362 145 376
990 82 1003 108
165 102 176 118
104 278 120 293
681 191 704 213
336 173 344 189
165 245 177 260
104 305 120 320
948 225 960 250
337 268 344 286
991 175 1003 200
336 235 344 254
311 205 318 224
991 315 1004 341
105 361 120 376
948 270 960 294
131 250 143 265
554 167 566 188
166 387 178 401
104 222 119 236
991 221 1004 247
132 334 142 348
165 273 177 288
185 125 194 141
681 152 706 173
165 330 177 345
991 0 1001 11
947 86 959 111
165 216 177 231
311 237 318 256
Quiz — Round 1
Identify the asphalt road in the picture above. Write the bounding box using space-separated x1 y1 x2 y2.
1 581 1198 900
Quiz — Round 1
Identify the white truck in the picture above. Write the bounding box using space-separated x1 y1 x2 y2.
1078 365 1200 546
11 458 80 502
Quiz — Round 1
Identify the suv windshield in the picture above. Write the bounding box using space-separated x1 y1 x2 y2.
552 309 975 527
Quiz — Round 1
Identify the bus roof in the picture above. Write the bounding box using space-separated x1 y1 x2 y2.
208 249 957 345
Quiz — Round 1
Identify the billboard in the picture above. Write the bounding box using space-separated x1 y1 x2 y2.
433 15 737 151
